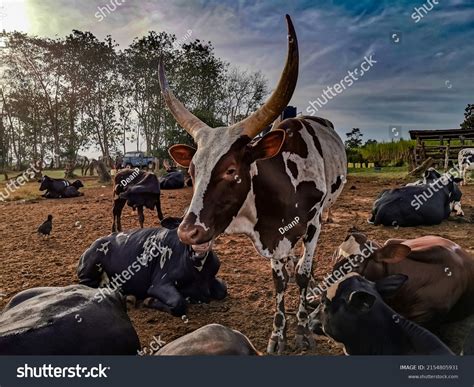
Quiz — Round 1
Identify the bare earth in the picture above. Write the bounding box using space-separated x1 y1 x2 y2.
0 176 472 355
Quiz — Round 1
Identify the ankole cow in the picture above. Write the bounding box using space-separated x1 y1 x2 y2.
159 15 347 353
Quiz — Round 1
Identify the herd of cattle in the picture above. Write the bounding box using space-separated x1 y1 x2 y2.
1 15 474 356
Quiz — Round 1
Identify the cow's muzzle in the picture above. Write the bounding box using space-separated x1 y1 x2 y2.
178 223 211 246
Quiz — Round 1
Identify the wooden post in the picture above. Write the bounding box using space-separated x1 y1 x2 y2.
407 157 434 177
444 143 450 171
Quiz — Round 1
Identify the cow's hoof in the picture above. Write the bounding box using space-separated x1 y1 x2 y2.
267 335 286 355
143 297 153 307
126 295 137 310
295 331 316 351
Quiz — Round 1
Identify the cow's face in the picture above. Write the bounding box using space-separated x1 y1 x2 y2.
309 273 408 351
39 176 51 191
423 168 441 183
170 128 285 246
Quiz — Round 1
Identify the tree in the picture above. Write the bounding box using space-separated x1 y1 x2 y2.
460 104 474 130
219 67 268 125
0 28 271 170
345 128 363 149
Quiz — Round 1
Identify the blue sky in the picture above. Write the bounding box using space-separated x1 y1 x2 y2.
3 0 474 142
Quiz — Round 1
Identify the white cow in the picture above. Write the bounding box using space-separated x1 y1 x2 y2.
458 148 474 185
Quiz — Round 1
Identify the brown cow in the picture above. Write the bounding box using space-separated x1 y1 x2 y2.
112 168 164 232
159 14 347 354
309 230 474 331
156 324 260 356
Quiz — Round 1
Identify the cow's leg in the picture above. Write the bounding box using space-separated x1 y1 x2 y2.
209 278 227 300
267 258 289 354
112 198 126 232
294 220 321 351
144 283 187 317
325 207 333 223
156 198 164 221
460 167 465 186
137 206 145 228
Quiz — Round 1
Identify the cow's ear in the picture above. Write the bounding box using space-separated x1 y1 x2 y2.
372 243 411 264
375 274 408 298
248 130 285 162
347 291 375 313
169 145 196 168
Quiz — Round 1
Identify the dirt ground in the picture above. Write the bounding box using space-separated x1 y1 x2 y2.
0 175 473 355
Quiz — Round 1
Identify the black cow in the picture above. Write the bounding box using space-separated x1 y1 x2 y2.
77 227 227 317
39 175 84 198
112 169 164 232
0 285 139 355
310 273 454 355
369 172 463 226
463 326 474 355
156 324 260 355
159 170 185 189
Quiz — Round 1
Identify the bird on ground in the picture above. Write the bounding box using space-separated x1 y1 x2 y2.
37 214 53 237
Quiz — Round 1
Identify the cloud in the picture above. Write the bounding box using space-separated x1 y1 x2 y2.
13 0 474 144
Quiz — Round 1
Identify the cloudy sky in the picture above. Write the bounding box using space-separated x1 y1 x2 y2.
2 0 473 143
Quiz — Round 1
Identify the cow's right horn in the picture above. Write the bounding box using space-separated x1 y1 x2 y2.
237 14 299 138
158 59 210 139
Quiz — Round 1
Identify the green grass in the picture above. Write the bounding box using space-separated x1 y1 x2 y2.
347 166 408 179
0 168 84 182
0 169 106 202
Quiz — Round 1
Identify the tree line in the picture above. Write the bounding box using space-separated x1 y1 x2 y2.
0 30 268 172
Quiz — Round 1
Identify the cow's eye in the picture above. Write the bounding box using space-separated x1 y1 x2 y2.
226 168 236 175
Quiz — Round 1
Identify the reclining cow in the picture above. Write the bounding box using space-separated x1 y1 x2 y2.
39 176 84 198
0 285 139 355
156 324 260 355
310 273 453 355
312 230 474 327
159 169 185 190
112 168 164 232
369 172 463 226
459 148 474 185
77 226 227 317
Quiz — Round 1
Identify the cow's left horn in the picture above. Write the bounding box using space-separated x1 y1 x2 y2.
236 14 299 138
158 59 210 139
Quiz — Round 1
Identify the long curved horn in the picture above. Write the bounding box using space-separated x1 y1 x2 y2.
237 14 299 138
158 59 210 139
